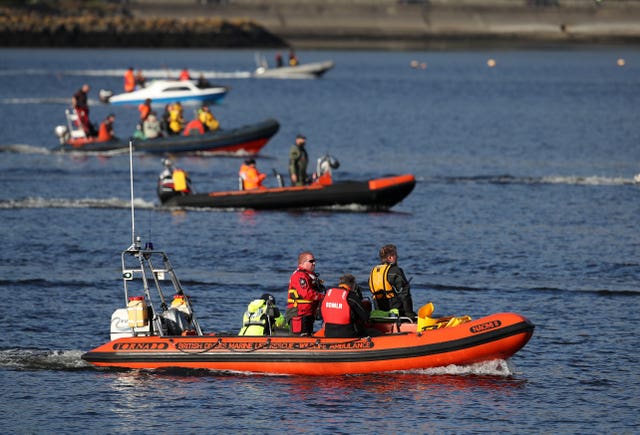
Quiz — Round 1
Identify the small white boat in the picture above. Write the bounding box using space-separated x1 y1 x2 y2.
102 79 229 106
254 54 334 79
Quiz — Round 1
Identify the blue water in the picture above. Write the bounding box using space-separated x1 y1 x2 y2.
1 47 640 433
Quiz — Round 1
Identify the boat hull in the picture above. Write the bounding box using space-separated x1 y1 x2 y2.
81 312 534 375
161 174 416 210
55 118 279 155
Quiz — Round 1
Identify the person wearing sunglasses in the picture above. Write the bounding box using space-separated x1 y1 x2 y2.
369 244 417 319
286 251 325 335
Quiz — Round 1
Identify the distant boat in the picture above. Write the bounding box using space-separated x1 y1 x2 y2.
254 53 334 79
101 79 229 106
54 110 279 155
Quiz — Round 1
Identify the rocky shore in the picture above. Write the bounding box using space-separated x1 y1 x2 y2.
2 0 640 50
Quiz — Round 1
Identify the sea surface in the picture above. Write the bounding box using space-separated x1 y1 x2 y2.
1 47 639 434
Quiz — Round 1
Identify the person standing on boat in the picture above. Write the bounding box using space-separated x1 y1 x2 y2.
275 52 284 67
97 113 116 142
321 274 370 338
369 244 416 319
124 67 136 92
289 134 309 186
239 158 267 190
72 83 96 136
179 68 191 81
286 251 325 335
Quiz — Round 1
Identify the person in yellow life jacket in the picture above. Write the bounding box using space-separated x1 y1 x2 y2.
288 50 299 66
239 158 267 190
321 274 370 338
157 158 192 202
198 105 220 131
238 293 285 336
168 102 184 135
368 244 416 319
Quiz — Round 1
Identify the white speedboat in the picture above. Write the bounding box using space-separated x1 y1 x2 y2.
102 79 229 106
254 54 334 79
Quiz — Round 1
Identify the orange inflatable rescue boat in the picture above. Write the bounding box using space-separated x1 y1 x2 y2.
81 240 534 375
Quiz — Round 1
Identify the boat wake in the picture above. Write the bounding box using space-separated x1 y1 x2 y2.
0 348 90 371
0 197 155 210
0 68 251 80
424 174 640 186
0 144 52 154
416 358 516 377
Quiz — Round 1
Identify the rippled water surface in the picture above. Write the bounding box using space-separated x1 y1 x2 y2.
1 47 639 433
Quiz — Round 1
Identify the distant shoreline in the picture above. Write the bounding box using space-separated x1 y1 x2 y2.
2 2 640 50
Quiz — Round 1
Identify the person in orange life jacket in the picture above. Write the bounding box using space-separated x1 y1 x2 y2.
286 251 325 335
124 67 136 92
368 244 416 319
138 98 152 123
321 274 370 338
97 113 116 142
239 158 267 190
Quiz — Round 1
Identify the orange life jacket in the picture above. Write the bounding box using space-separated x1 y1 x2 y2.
124 70 136 92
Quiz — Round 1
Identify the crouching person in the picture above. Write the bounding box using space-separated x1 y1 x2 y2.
239 293 285 336
321 274 370 338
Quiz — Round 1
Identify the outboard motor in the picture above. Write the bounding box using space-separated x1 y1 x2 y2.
99 89 113 104
161 308 191 335
54 125 70 144
316 154 340 178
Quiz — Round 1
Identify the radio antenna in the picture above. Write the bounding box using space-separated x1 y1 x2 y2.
128 140 136 248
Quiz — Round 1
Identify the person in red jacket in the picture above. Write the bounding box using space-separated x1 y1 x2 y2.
286 251 325 335
321 274 370 338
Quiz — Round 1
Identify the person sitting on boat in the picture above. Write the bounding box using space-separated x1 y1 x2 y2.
289 134 310 186
238 293 286 336
168 102 184 135
143 111 162 139
321 274 370 338
198 105 220 131
196 73 210 88
138 98 152 124
135 69 146 88
97 113 116 142
313 154 340 186
124 67 136 92
157 158 192 202
286 251 325 335
369 244 417 319
239 158 267 190
72 83 96 136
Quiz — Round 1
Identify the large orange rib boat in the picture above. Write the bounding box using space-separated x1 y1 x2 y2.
81 240 534 375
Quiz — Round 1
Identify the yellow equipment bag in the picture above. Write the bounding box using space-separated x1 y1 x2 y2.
173 169 188 192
